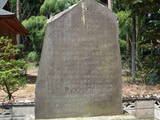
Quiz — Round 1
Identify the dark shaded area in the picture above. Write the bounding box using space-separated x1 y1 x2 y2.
100 0 107 4
3 2 10 11
26 74 37 84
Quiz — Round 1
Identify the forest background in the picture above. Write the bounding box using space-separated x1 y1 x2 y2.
9 0 160 85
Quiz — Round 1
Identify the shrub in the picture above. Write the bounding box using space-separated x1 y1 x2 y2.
27 51 39 62
40 0 79 16
22 16 47 56
0 37 27 101
119 39 127 52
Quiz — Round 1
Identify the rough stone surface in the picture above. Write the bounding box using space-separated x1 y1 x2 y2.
36 0 122 119
135 101 154 119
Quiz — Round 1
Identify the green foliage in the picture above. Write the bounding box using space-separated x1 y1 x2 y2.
9 0 45 20
123 0 160 15
40 0 79 16
9 0 16 12
117 11 131 56
137 45 160 84
22 16 47 56
136 2 160 84
146 73 160 85
117 11 131 39
40 0 57 16
116 0 160 84
119 39 127 51
0 36 20 60
27 51 39 62
0 37 27 101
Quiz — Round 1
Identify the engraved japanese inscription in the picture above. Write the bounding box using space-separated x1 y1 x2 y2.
35 0 122 119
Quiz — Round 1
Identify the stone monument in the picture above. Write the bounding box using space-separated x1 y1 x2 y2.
36 0 122 119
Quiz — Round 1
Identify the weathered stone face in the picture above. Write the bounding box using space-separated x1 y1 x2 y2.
35 0 122 119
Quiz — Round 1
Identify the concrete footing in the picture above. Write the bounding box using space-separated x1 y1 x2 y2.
36 115 137 120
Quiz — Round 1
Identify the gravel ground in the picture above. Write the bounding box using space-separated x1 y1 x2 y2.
0 83 160 101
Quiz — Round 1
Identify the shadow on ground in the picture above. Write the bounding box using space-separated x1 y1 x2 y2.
27 74 37 84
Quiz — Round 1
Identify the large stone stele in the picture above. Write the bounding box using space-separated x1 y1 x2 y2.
35 0 122 119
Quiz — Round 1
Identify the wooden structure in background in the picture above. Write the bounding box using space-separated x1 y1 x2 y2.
0 1 28 42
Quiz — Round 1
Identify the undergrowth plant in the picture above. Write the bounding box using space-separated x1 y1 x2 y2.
0 37 27 101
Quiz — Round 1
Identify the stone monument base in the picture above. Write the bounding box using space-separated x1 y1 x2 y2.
36 115 137 120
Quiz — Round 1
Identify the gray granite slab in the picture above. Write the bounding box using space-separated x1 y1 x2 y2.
36 0 122 119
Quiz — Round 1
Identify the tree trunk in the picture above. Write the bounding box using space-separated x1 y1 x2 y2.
108 0 112 10
16 0 20 44
126 34 130 56
131 15 137 76
3 80 12 101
